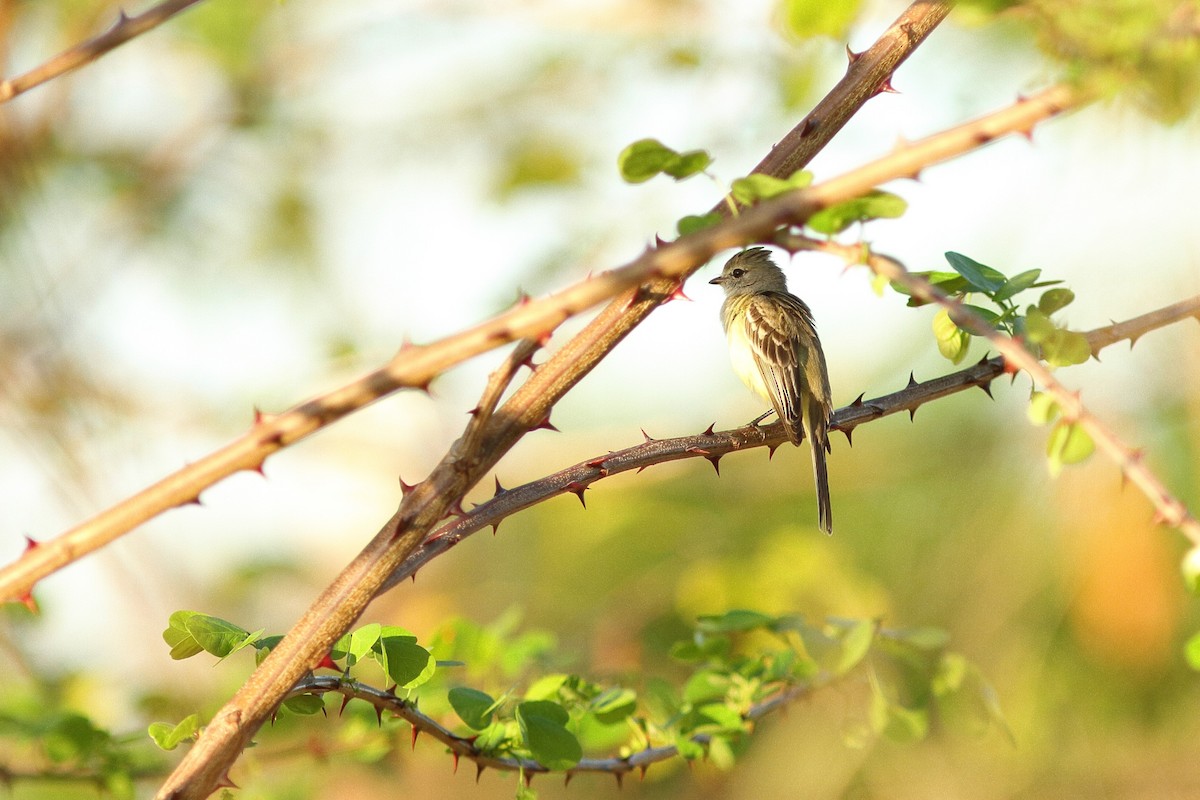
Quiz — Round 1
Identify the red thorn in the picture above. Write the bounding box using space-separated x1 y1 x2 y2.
873 75 899 96
476 765 486 783
375 705 385 726
214 770 239 791
19 592 38 614
564 481 588 508
339 695 351 717
666 281 691 303
411 725 419 750
976 379 995 399
410 571 418 582
564 772 574 787
850 393 865 407
524 771 534 788
490 521 501 535
641 428 655 443
493 476 505 496
23 536 38 552
533 415 559 432
615 772 624 789
250 461 266 476
181 495 202 507
705 455 722 475
906 372 918 389
467 405 481 417
702 422 716 436
841 427 854 446
909 406 918 422
654 234 670 249
639 765 648 781
452 751 460 774
516 291 531 306
446 498 466 518
767 441 782 460
845 44 863 64
399 476 417 495
398 336 416 352
314 653 338 671
586 456 608 470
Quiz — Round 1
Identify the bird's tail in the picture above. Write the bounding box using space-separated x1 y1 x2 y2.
810 437 832 535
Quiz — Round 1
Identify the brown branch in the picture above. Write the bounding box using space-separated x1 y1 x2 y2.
155 6 973 796
285 674 819 781
0 0 208 104
379 294 1200 592
805 238 1200 545
0 1 973 607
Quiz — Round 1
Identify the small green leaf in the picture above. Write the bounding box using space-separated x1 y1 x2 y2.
617 138 678 183
524 673 568 701
663 149 712 179
944 252 1006 293
696 609 775 633
808 190 906 234
147 714 200 751
1022 307 1056 343
933 308 970 364
1046 421 1095 476
675 732 704 760
1026 391 1060 425
706 734 737 770
344 623 382 666
1042 329 1092 366
591 688 637 724
516 701 581 770
683 669 731 704
1038 287 1076 315
378 633 434 689
184 614 252 659
448 687 497 730
960 304 1002 328
779 0 864 40
676 212 722 237
163 611 204 660
882 704 930 743
283 694 325 715
992 268 1042 302
836 619 875 675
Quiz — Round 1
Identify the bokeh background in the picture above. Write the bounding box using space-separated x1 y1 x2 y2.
2 0 1199 797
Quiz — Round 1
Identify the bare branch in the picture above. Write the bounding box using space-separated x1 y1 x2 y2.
0 0 208 104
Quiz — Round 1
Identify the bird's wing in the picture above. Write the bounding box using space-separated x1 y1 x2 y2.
742 293 814 445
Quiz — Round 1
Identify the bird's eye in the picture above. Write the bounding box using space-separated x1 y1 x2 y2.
731 268 745 278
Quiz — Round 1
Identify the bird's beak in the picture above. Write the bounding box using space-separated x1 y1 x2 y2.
708 276 725 285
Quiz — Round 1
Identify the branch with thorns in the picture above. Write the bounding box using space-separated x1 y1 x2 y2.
0 0 209 104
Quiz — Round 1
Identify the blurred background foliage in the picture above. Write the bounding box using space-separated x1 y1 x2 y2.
2 0 1200 798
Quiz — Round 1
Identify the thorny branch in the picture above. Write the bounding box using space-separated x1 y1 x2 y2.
156 4 974 796
0 0 208 103
378 294 1200 593
796 237 1200 545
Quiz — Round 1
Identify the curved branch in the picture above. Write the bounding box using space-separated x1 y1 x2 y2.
0 0 208 103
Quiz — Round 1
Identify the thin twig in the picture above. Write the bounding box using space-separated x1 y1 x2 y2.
0 0 208 103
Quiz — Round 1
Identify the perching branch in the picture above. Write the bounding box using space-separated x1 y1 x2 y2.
0 0 209 104
802 237 1200 545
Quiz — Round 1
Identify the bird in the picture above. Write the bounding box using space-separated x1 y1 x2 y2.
709 247 834 534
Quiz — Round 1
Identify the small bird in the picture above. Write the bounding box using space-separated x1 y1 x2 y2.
709 247 834 534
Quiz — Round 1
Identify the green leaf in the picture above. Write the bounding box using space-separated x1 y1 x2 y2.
992 268 1042 302
617 138 677 183
1042 329 1092 367
448 687 497 730
516 701 581 770
730 170 812 206
378 632 434 689
808 190 907 234
682 669 731 704
163 611 204 660
342 623 382 666
663 149 712 180
836 619 876 675
1022 307 1056 343
590 688 637 724
283 694 325 715
696 609 775 633
1046 421 1095 476
183 613 252 659
933 308 970 364
676 212 722 237
779 0 864 39
524 673 569 701
944 252 1006 293
1185 631 1200 671
706 733 737 770
1038 287 1076 315
675 732 704 761
882 704 930 743
617 138 710 184
961 304 1002 328
1026 391 1060 425
147 714 200 751
1182 547 1200 596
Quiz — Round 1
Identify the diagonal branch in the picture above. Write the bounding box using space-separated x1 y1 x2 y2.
0 0 208 104
804 238 1200 545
